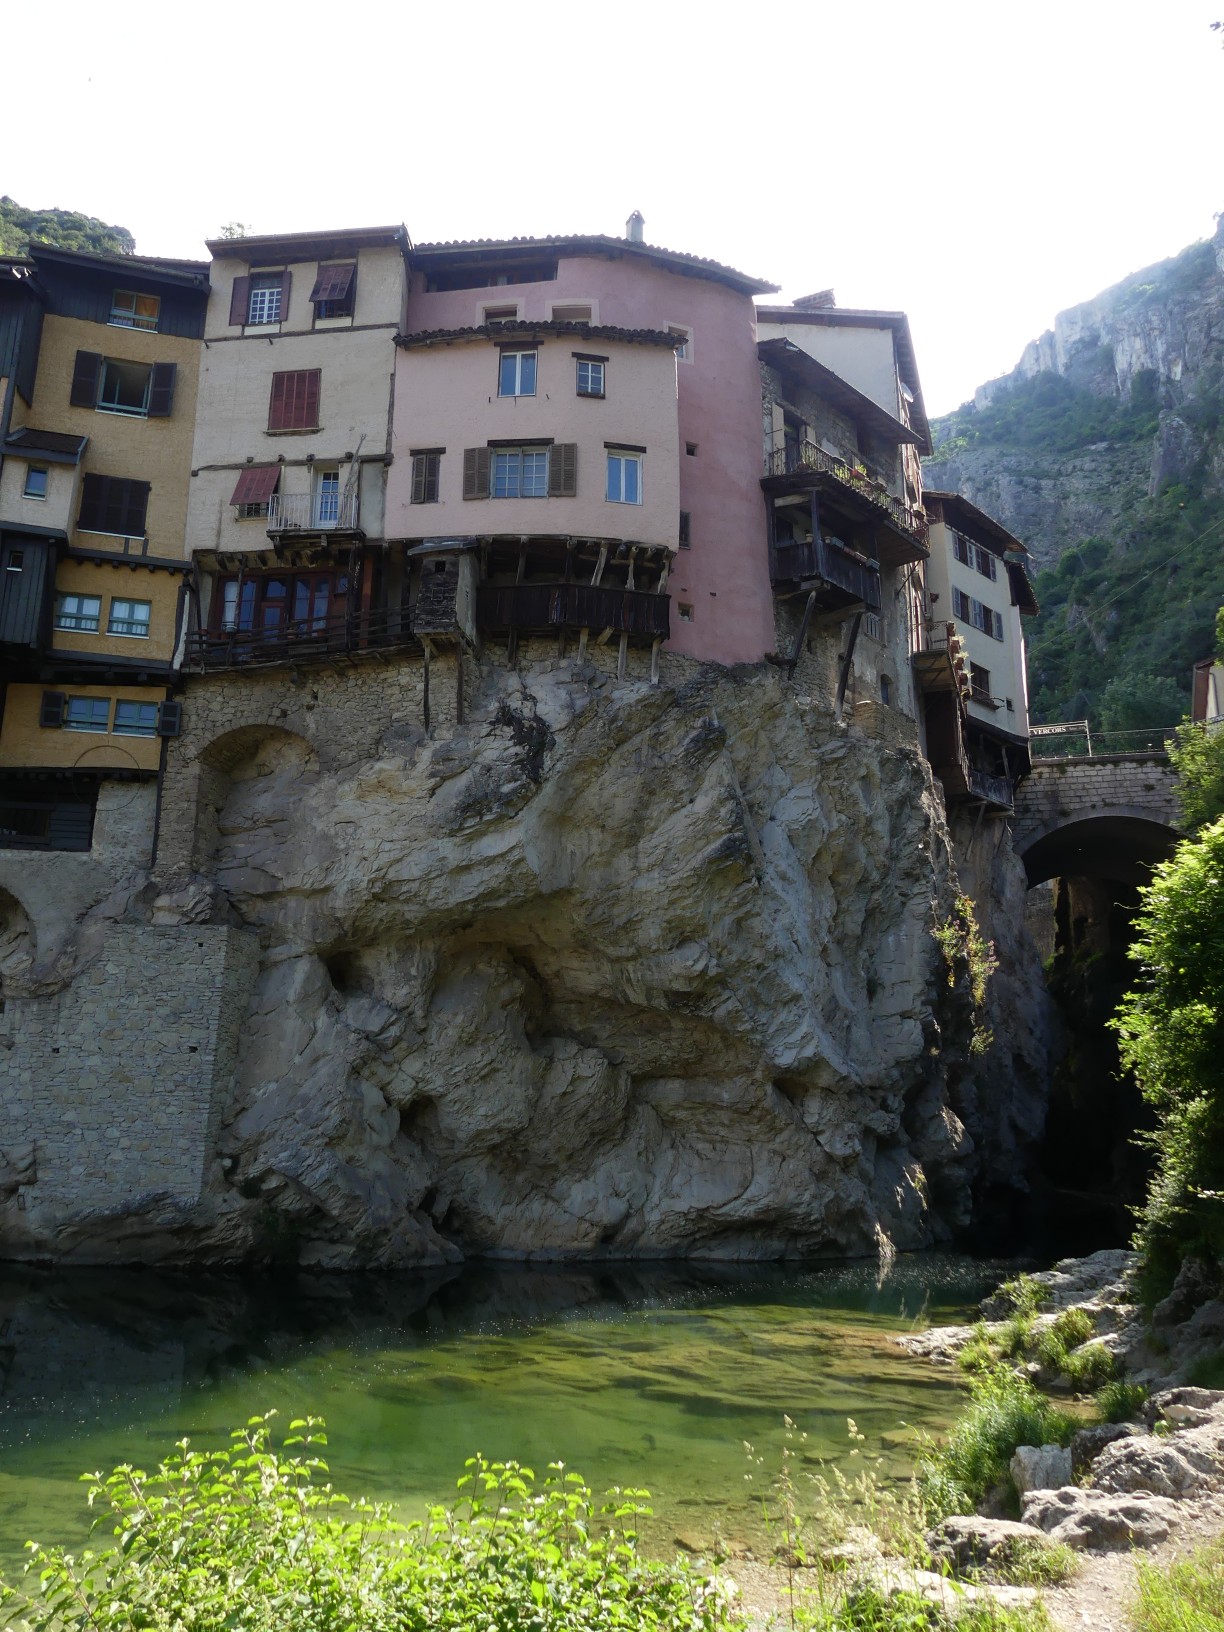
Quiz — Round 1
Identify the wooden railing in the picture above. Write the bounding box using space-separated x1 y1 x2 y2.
187 607 417 669
770 535 881 608
765 441 928 544
967 765 1013 809
476 582 671 638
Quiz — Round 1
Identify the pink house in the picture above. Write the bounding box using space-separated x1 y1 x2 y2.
387 223 779 667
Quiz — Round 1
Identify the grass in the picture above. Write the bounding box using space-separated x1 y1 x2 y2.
1133 1537 1224 1632
957 1305 1116 1392
1183 1348 1224 1389
916 1368 1077 1520
1095 1379 1148 1423
792 1582 1052 1630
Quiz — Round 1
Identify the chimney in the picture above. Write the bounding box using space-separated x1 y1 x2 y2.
626 210 645 244
793 289 837 311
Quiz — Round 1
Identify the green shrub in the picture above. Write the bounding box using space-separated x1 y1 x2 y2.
1094 1380 1148 1423
1183 1348 1224 1389
1133 1536 1224 1632
1061 1341 1116 1392
1169 717 1224 833
0 1416 739 1632
995 1275 1044 1318
916 1369 1076 1520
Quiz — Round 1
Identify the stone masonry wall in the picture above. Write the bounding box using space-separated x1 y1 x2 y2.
0 922 257 1260
1013 755 1181 851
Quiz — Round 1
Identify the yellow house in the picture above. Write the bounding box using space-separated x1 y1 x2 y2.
0 244 206 847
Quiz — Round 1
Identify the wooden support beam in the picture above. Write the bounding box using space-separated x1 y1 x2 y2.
787 590 818 679
650 636 662 684
617 632 628 680
835 611 863 721
507 541 527 667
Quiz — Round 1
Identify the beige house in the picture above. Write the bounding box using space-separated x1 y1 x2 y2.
184 226 411 667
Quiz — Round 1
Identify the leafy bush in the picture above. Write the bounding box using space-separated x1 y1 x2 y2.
0 196 134 257
994 1275 1044 1318
1133 1536 1224 1632
1113 818 1224 1293
1169 719 1224 833
1061 1342 1116 1391
916 1369 1076 1520
1094 1379 1148 1423
0 1416 738 1632
1097 672 1187 734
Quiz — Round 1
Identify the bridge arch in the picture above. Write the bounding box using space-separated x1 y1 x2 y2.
1018 809 1181 888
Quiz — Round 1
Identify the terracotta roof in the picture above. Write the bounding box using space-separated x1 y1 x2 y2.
412 235 777 296
397 320 685 350
206 225 411 261
758 338 920 447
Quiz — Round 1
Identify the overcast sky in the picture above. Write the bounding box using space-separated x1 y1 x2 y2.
7 0 1221 415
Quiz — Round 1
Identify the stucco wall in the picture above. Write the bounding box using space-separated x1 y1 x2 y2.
16 314 199 558
0 681 164 771
388 335 679 547
48 558 183 665
0 452 81 538
758 321 902 425
925 520 1029 735
407 254 773 665
205 244 406 342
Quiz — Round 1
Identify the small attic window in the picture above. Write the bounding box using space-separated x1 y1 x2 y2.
110 290 160 331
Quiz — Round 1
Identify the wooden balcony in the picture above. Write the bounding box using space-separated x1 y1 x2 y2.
967 764 1014 811
186 607 421 671
476 581 670 639
0 794 94 852
912 620 970 698
763 442 928 561
770 534 881 610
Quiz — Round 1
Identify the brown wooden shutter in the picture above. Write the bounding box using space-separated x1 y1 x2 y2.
411 455 427 505
228 275 251 326
279 269 293 319
156 700 183 738
310 263 356 302
463 447 490 499
147 362 177 417
117 480 150 537
78 472 106 530
69 351 101 407
548 443 577 497
230 465 281 506
301 368 319 428
268 373 289 430
39 690 66 728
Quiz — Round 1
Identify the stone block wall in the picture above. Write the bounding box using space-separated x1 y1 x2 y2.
1012 755 1181 849
0 922 257 1249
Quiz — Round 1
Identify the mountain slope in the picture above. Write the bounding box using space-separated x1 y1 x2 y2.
0 197 135 258
926 224 1224 726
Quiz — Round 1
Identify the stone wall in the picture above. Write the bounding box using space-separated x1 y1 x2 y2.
0 922 257 1261
1013 755 1181 852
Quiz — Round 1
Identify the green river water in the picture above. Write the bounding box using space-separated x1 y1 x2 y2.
0 1255 1012 1571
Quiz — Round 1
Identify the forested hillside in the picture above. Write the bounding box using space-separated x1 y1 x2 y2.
927 228 1224 728
0 197 135 258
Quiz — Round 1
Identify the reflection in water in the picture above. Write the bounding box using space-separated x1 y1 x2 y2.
0 1255 1014 1564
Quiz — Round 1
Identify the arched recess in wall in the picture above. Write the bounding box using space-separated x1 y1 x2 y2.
1018 811 1181 889
193 724 321 875
0 886 35 1005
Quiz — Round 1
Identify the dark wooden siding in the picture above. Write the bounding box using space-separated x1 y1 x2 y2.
0 292 43 405
0 537 54 648
37 265 207 339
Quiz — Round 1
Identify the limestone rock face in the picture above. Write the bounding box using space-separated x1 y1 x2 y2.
1021 1487 1178 1551
0 658 1050 1266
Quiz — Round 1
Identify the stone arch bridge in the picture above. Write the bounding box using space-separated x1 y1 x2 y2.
1012 745 1182 886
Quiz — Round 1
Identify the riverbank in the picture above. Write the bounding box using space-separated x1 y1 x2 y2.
732 1248 1224 1629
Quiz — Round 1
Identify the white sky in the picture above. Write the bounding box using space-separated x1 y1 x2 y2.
7 0 1221 415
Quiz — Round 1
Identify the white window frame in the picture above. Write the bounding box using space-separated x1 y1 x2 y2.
248 274 284 326
482 301 521 324
313 468 342 527
64 696 110 733
666 324 692 363
606 450 643 505
576 359 605 398
491 447 549 499
498 349 537 398
23 466 48 500
107 598 152 638
549 300 596 323
109 289 160 331
96 358 152 418
113 700 159 737
55 593 102 633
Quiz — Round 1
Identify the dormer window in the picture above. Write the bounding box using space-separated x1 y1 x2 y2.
310 262 356 320
248 273 285 325
110 290 160 331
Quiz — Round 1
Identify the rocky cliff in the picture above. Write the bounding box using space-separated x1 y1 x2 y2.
0 654 1050 1267
926 219 1224 721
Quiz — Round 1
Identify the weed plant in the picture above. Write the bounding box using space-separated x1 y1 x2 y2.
1133 1537 1224 1632
1093 1380 1148 1423
0 1415 739 1632
916 1369 1076 1520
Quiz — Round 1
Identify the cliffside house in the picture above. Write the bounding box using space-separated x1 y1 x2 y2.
1191 654 1223 723
182 226 412 673
387 221 779 674
918 491 1038 811
0 244 207 850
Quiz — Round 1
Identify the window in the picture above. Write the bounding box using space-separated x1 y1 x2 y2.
411 451 442 504
492 447 549 498
969 663 992 702
5 551 23 572
55 594 102 632
78 474 150 539
685 442 698 456
667 325 691 361
248 273 285 325
107 599 152 638
606 450 642 505
483 303 519 322
215 570 347 635
678 511 691 548
23 466 48 500
552 304 592 323
952 586 1004 641
678 602 694 622
268 370 321 432
953 532 997 580
110 289 160 331
498 350 536 397
309 262 356 321
230 465 281 517
575 358 605 397
70 352 176 417
98 358 152 417
314 469 341 526
64 696 110 733
880 674 892 706
113 700 159 737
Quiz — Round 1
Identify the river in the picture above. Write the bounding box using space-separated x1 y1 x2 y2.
0 1254 1015 1572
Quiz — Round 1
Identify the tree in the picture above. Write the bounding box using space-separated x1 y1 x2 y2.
217 221 253 240
1097 670 1186 734
1113 818 1224 1293
1170 721 1224 831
